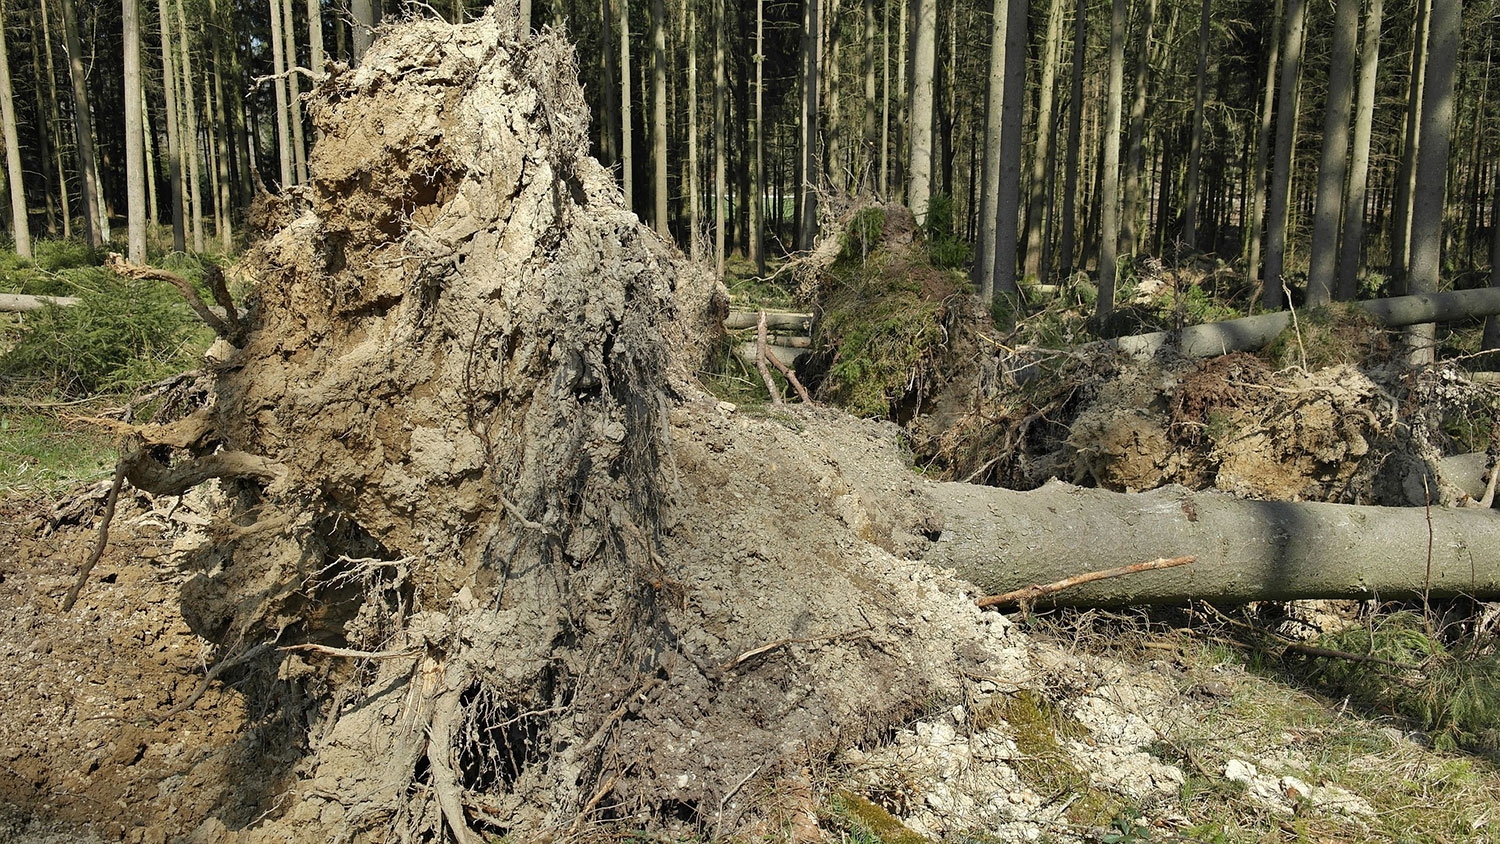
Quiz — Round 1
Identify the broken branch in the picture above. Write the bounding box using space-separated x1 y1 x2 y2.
59 460 128 612
106 253 242 343
976 555 1198 609
756 311 784 405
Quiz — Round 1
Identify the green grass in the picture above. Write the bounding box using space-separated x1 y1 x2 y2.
0 406 117 496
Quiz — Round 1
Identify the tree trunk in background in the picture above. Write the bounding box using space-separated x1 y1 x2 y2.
269 0 293 190
686 1 698 258
211 7 234 249
620 0 633 209
0 0 31 258
1180 0 1211 252
59 0 101 247
1121 0 1156 259
38 1 72 240
1406 0 1462 365
307 0 324 76
1389 0 1428 295
991 0 1026 298
351 0 375 61
881 0 890 196
1023 0 1063 281
1058 0 1085 278
1095 0 1125 321
797 0 819 250
158 0 185 250
972 0 1007 301
752 0 765 273
825 0 843 192
123 0 147 261
282 0 307 186
180 0 205 250
1485 163 1500 351
1261 0 1307 309
1244 0 1280 281
863 0 876 191
1306 0 1359 305
908 0 936 224
713 0 727 272
651 0 667 238
1336 0 1381 301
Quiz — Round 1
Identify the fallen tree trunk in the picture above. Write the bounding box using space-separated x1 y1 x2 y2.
0 292 80 312
926 479 1500 606
1113 287 1500 359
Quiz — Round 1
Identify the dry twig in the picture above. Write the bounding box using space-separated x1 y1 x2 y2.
976 555 1198 609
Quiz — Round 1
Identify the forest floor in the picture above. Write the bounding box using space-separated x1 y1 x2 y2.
3 404 1499 843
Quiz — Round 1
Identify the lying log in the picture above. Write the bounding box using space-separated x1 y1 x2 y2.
725 310 813 332
736 341 809 365
926 479 1500 606
1113 287 1500 360
0 292 80 312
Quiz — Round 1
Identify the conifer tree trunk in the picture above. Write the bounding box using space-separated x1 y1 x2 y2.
651 0 667 238
351 0 375 61
1406 0 1462 364
687 0 699 258
1261 0 1307 309
825 0 843 192
797 0 819 250
1306 0 1359 305
210 11 234 249
1244 0 1281 282
1336 0 1381 302
908 0 937 224
1121 0 1157 258
752 0 765 273
620 0 633 209
158 0 185 250
1390 0 1428 295
713 0 727 271
308 0 324 75
269 0 292 190
282 0 307 185
59 0 101 247
863 0 876 190
1180 0 1211 252
1023 0 1063 281
124 0 147 261
0 0 31 258
1058 0 1085 278
991 0 1026 298
973 0 1007 300
179 0 205 251
881 0 891 196
1095 0 1126 321
38 0 71 240
1485 165 1500 351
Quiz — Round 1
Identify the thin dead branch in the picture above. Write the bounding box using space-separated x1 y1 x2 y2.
60 460 128 612
764 344 814 403
976 555 1198 609
756 311 783 405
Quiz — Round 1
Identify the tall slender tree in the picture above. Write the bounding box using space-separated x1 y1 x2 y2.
797 0 820 249
1058 0 1086 277
0 0 31 258
1306 0 1360 305
620 0 633 208
1244 0 1282 284
1406 0 1462 364
124 0 147 261
1023 0 1064 281
59 0 102 247
1389 0 1429 294
1180 0 1211 251
1121 0 1158 257
990 0 1026 297
158 0 185 250
651 0 668 237
1335 0 1381 301
908 0 937 224
713 0 727 271
1261 0 1308 309
180 0 205 249
1096 0 1126 320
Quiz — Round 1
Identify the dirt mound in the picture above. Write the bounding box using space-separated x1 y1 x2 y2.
9 8 1029 841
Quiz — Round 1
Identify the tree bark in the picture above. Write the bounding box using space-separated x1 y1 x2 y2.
1306 0 1360 306
0 0 30 258
1335 0 1382 302
38 0 72 240
751 0 765 273
1261 0 1307 309
712 0 726 272
651 0 667 239
157 0 185 251
1389 0 1429 296
907 0 936 224
1180 0 1211 252
1022 0 1063 282
1406 0 1462 365
797 0 819 250
686 1 698 259
59 0 101 248
282 0 308 187
620 0 633 209
179 0 206 249
990 0 1026 299
1095 0 1126 322
123 0 147 262
269 0 292 191
1058 0 1085 278
927 480 1500 606
1120 0 1157 260
972 0 1007 302
351 0 375 61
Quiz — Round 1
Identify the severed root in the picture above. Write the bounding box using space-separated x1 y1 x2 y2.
428 685 478 844
106 254 244 344
60 461 128 612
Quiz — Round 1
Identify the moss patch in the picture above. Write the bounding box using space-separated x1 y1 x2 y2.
828 790 928 844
